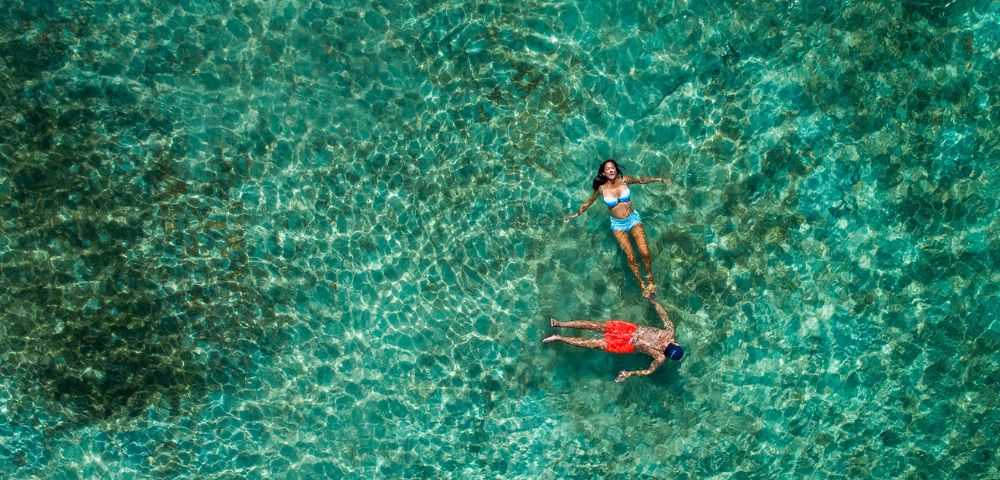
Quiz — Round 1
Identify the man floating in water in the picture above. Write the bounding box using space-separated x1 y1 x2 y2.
543 296 684 382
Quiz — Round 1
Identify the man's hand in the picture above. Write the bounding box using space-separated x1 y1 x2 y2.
615 371 633 383
565 213 579 221
658 177 672 184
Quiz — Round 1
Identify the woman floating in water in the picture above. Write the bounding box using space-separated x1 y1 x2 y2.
543 296 684 382
565 159 671 297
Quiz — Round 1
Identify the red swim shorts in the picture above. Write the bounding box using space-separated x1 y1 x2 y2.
603 321 637 353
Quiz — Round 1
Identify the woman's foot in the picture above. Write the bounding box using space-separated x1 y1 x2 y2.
542 335 560 343
550 318 560 327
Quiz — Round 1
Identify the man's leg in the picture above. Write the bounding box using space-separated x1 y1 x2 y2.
550 319 606 331
542 336 605 349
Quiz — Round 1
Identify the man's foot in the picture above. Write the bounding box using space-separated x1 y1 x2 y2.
542 335 560 344
550 318 560 327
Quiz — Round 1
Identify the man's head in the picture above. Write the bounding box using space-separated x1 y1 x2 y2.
665 343 684 361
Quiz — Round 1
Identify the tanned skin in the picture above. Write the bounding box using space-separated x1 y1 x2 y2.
565 161 671 297
543 296 679 382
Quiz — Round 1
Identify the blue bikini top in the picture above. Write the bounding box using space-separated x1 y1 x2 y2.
602 184 632 207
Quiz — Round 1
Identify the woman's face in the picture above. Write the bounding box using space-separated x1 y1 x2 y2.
603 162 618 180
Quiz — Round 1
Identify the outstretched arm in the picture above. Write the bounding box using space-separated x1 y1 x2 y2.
648 297 676 333
624 175 671 185
615 355 666 382
565 190 600 220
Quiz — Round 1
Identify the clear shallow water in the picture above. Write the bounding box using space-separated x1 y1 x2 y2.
1 0 998 477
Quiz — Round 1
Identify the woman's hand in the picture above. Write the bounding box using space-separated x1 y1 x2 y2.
658 177 672 185
615 371 633 383
565 212 579 221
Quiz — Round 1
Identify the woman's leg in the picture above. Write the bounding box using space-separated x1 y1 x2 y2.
542 336 605 349
550 319 606 331
612 230 646 291
630 222 655 295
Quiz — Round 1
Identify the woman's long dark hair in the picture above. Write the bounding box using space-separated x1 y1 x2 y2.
591 159 624 191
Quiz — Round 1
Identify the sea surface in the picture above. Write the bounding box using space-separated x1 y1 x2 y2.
1 0 998 478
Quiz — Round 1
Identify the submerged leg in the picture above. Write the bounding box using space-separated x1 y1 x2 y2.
631 223 655 295
551 319 606 331
542 336 605 350
612 230 646 292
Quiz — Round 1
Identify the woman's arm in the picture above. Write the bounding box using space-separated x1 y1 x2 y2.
623 175 671 185
565 190 600 220
615 355 666 382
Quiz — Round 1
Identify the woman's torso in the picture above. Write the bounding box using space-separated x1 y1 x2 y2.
601 179 634 219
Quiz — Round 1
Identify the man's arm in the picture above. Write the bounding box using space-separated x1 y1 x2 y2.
565 190 599 220
623 175 671 185
615 355 666 382
648 297 676 333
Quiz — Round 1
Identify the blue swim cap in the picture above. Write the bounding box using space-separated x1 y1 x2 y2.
665 343 684 361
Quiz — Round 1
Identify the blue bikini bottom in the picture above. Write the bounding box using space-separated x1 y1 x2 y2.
609 210 641 231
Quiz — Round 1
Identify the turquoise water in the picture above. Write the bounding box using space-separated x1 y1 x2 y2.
1 0 998 477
